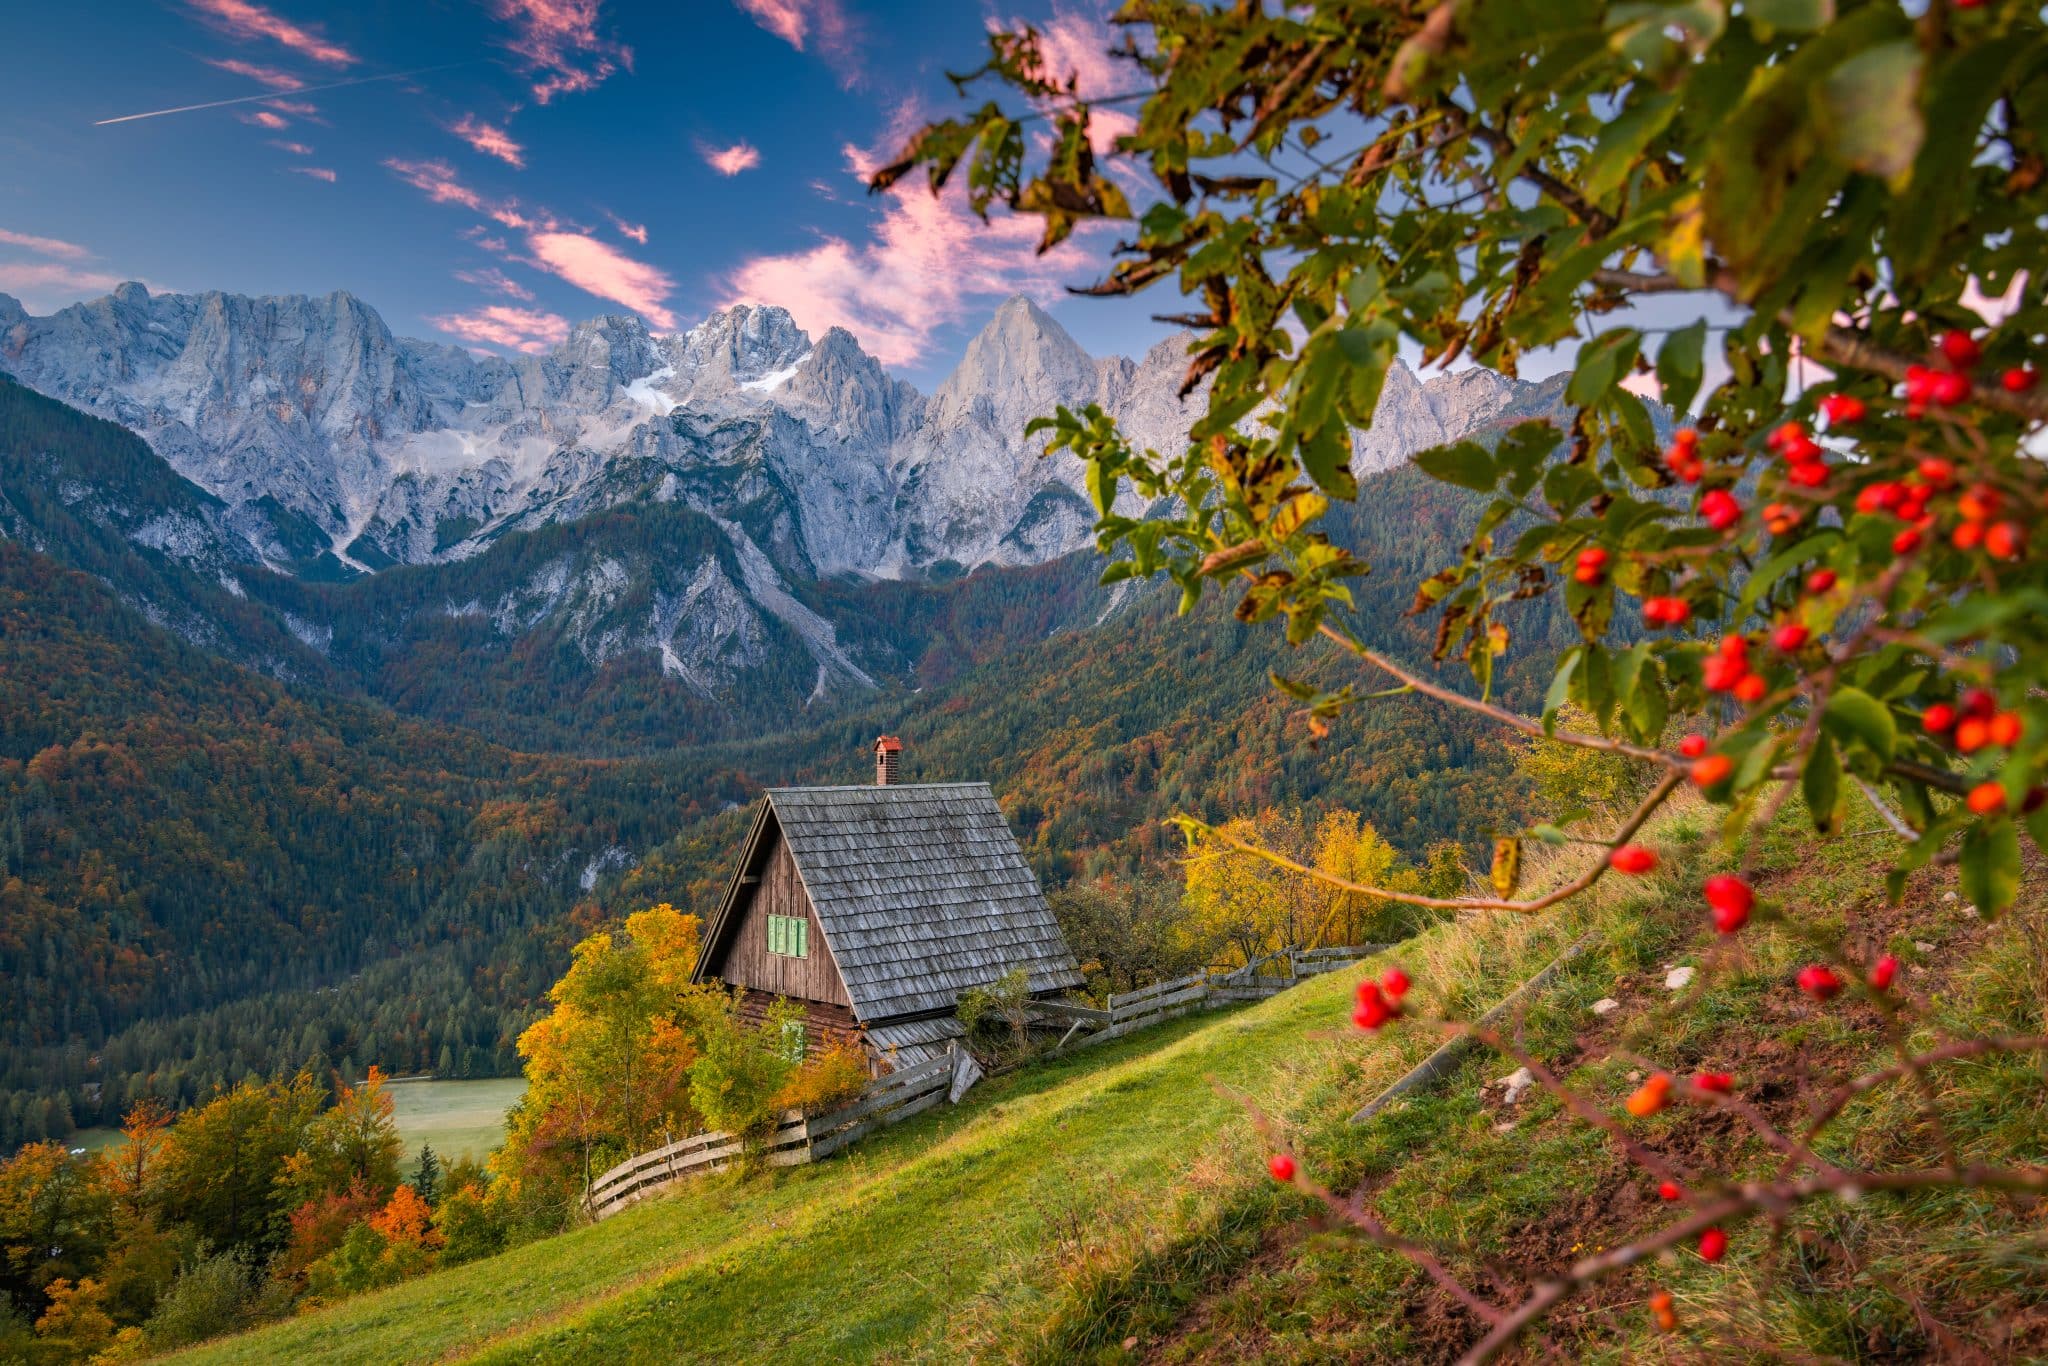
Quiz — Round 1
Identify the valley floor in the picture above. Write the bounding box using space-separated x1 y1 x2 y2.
175 790 2048 1363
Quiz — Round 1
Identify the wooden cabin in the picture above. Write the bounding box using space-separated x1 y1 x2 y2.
692 737 1083 1071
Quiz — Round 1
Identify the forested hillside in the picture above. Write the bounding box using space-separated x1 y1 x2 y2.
0 376 1574 1149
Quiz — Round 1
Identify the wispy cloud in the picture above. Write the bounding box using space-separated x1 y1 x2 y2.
387 159 678 327
0 228 94 262
262 97 319 116
428 304 571 354
490 0 631 104
527 232 675 328
605 212 649 244
1006 5 1138 152
722 135 1102 367
288 166 337 183
238 109 291 129
185 0 357 67
455 266 535 301
733 0 858 82
0 262 133 304
267 139 315 155
451 114 526 169
204 56 306 89
698 139 761 176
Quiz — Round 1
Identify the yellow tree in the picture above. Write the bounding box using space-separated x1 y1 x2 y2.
500 904 706 1197
1184 808 1414 963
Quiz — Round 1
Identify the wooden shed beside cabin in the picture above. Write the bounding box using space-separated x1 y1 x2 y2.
693 740 1083 1071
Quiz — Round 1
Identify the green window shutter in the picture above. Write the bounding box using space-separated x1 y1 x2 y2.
768 915 784 956
794 917 808 959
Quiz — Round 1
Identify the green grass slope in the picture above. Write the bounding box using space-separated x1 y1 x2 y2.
178 791 2047 1363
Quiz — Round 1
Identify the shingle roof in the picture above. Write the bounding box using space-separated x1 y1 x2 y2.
704 783 1082 1022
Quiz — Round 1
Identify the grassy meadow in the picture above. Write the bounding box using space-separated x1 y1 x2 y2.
176 789 2047 1362
385 1078 527 1170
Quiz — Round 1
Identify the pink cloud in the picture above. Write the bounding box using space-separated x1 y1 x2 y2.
239 110 291 129
384 158 539 230
605 212 649 244
185 0 356 66
699 140 761 176
263 98 318 115
0 262 132 302
204 56 306 89
722 152 1104 367
455 266 536 301
428 304 571 354
490 0 632 104
387 161 677 327
288 166 337 183
733 0 857 81
451 114 526 169
527 231 675 328
0 228 93 261
267 139 315 155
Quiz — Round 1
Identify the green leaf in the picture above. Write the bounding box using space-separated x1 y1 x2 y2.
1819 41 1925 186
1822 686 1897 763
1740 531 1840 618
1583 92 1679 203
1567 329 1641 408
1960 819 2021 916
1802 735 1842 834
1544 649 1580 735
1414 441 1498 492
1654 320 1707 417
1746 0 1834 32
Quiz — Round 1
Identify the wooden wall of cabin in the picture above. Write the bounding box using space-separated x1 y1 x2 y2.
716 831 852 1008
733 991 865 1057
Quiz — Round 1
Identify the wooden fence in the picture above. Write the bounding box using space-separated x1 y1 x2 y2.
584 1049 957 1221
1046 944 1390 1050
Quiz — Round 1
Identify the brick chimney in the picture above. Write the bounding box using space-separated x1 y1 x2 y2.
874 735 903 786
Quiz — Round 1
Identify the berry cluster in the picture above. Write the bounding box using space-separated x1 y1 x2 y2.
1352 966 1410 1030
1920 688 2034 815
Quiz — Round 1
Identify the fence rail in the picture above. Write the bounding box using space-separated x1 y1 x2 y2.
1050 943 1392 1051
584 1049 957 1221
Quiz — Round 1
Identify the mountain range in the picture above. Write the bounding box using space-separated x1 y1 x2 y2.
0 284 1562 742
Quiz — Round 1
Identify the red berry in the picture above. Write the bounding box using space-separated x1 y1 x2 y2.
1967 781 2008 815
1771 623 1810 652
1869 955 1899 991
1905 364 1939 404
1988 712 2024 747
1609 844 1658 875
1797 965 1843 1001
1679 735 1708 758
1786 460 1830 488
1380 967 1411 1001
1699 1227 1729 1263
1986 521 2024 559
1733 673 1768 704
1353 981 1398 1030
1920 703 1957 734
1703 874 1754 922
1916 457 1956 488
1819 393 1866 425
1931 371 1971 406
1938 329 1982 369
1855 481 1904 515
1691 754 1734 788
1699 489 1742 531
1957 486 2003 523
1269 1153 1298 1182
2001 365 2040 392
1806 569 1837 594
1693 1071 1733 1093
1955 717 1990 753
1657 1180 1683 1201
1963 688 1998 719
1702 654 1746 692
1643 596 1691 628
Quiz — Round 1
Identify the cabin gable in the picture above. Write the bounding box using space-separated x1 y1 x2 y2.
707 823 852 1009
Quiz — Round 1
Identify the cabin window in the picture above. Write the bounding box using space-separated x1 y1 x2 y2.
766 913 808 959
781 1019 807 1063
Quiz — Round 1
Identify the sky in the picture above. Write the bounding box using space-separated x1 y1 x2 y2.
0 0 1170 388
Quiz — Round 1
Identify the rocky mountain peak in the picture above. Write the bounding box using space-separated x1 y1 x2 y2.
933 295 1095 418
677 304 812 390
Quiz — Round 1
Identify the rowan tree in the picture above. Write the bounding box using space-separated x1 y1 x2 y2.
884 0 2048 1356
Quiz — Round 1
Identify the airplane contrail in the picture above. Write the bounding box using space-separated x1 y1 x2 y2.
95 62 477 126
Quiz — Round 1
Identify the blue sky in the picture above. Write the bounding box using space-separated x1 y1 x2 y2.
0 0 1170 387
